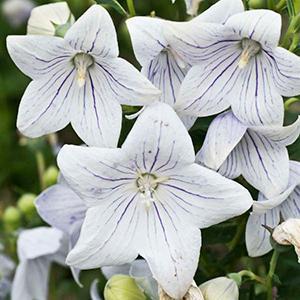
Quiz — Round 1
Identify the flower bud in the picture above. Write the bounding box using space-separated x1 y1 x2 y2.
248 0 267 9
3 207 21 230
43 166 59 187
17 193 36 218
199 277 239 300
272 218 300 262
104 275 146 300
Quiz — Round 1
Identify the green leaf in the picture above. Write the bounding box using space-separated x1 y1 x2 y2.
287 0 296 18
95 0 128 16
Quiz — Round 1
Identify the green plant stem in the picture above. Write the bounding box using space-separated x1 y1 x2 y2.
228 215 247 250
36 151 46 190
281 15 300 49
267 0 275 10
238 270 266 285
266 250 280 300
126 0 136 17
275 0 286 11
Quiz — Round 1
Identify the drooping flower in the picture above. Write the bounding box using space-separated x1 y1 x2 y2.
272 218 300 262
11 227 68 300
197 111 300 199
27 2 75 36
7 4 160 147
246 161 300 257
170 8 300 126
126 0 243 128
57 102 252 299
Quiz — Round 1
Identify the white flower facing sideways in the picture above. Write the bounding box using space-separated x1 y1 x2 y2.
169 6 300 126
272 218 300 262
6 4 160 147
197 111 300 199
246 161 300 257
27 2 75 36
11 227 68 300
126 0 244 128
57 102 253 299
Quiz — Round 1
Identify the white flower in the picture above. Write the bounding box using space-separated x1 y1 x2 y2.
199 277 239 300
171 0 203 16
1 0 34 27
57 102 252 299
170 8 300 126
6 4 160 147
0 253 15 299
11 227 68 300
246 162 300 257
27 2 75 36
197 111 300 199
272 218 300 262
126 0 243 128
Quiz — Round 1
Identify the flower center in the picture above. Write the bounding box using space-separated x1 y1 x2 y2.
162 47 187 69
73 53 94 88
136 172 168 208
238 39 261 69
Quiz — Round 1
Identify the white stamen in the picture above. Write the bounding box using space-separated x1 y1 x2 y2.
73 53 94 88
238 39 261 69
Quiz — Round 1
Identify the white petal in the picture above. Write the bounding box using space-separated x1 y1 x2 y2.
66 200 140 269
16 63 75 138
6 35 73 80
196 111 247 170
225 10 281 49
160 163 253 228
122 103 195 173
246 207 280 257
27 2 75 36
70 67 122 147
178 114 197 130
126 17 167 66
184 0 201 16
101 264 131 279
138 205 201 299
237 130 289 198
35 183 86 235
17 227 64 261
230 55 284 126
218 149 242 179
93 57 160 106
251 116 300 146
65 4 118 58
57 145 136 207
90 280 103 300
265 47 300 97
11 259 51 300
194 0 244 24
280 187 300 219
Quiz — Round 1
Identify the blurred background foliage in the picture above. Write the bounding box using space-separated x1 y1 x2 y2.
1 0 300 299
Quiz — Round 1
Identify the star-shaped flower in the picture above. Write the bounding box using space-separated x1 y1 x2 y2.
57 102 252 299
197 111 300 199
126 0 243 128
246 161 300 257
7 4 160 147
169 8 300 126
11 227 68 300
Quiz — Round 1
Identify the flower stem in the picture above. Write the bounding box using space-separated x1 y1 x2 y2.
266 250 280 300
238 270 266 285
275 0 286 11
36 151 46 190
126 0 136 17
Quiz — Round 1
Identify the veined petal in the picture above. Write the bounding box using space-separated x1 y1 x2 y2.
246 207 280 257
126 17 167 66
177 113 197 130
280 187 300 219
66 199 140 269
237 130 289 198
65 5 118 58
27 2 75 36
225 10 281 49
11 259 51 300
94 57 160 106
70 67 122 147
196 111 247 170
138 205 201 299
6 35 73 80
160 163 253 228
122 103 195 173
17 227 64 261
35 183 86 235
251 116 300 146
265 47 300 97
141 50 190 106
57 146 136 207
194 0 244 24
16 63 75 138
218 149 242 179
